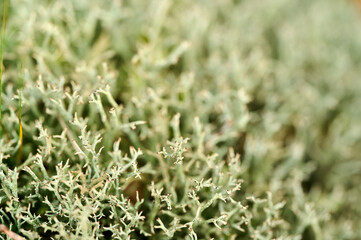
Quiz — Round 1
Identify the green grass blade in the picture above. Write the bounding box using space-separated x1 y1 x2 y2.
18 70 23 164
0 0 8 141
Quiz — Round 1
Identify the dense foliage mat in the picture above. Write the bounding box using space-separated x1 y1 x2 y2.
1 0 361 239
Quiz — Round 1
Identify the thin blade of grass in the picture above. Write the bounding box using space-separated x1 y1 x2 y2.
17 70 23 164
0 0 9 141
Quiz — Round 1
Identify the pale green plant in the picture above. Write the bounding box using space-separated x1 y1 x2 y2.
1 0 361 239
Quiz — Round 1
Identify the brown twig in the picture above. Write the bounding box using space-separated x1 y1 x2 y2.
0 224 25 240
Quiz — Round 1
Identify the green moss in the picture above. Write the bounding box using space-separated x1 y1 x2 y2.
1 0 361 239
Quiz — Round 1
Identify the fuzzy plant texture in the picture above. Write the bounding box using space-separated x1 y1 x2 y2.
1 0 361 239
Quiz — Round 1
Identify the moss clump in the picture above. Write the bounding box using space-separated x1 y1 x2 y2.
1 0 361 239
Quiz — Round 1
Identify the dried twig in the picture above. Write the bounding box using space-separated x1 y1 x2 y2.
0 224 25 240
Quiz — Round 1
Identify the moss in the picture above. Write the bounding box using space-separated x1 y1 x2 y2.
1 0 361 239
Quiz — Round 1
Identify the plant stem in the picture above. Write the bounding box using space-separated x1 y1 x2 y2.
0 0 9 141
17 71 23 164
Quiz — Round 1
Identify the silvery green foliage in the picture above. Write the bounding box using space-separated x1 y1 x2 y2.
1 0 361 239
